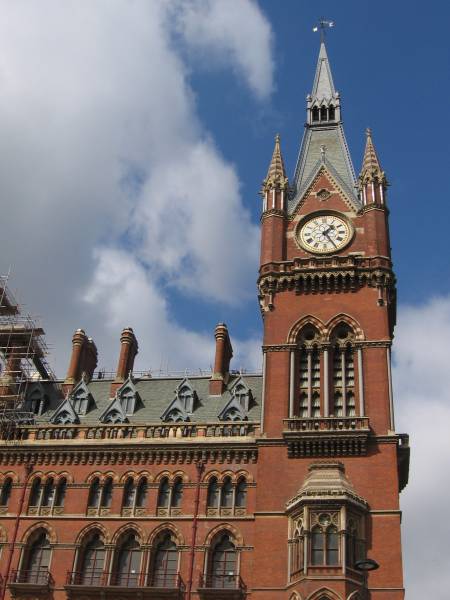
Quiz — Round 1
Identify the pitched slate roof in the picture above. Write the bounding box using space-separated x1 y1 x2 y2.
33 374 262 425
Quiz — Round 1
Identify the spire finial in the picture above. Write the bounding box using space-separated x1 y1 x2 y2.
262 134 288 193
366 127 372 138
358 128 388 191
313 17 335 43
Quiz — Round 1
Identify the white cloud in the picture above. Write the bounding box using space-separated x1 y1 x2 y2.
0 0 273 375
394 296 450 599
170 0 274 99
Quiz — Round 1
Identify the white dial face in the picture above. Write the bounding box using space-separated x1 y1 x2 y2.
299 214 351 254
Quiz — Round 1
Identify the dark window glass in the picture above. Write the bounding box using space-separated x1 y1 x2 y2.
123 478 135 508
136 478 148 508
54 478 66 507
171 479 183 508
0 477 12 506
41 478 55 507
221 477 233 508
151 534 178 587
326 526 339 565
88 478 101 508
157 478 170 508
207 478 219 508
210 535 237 589
80 533 105 585
235 479 247 508
311 526 324 565
24 532 51 583
312 107 319 121
320 105 328 121
100 478 113 508
329 105 335 120
29 478 42 507
115 534 141 586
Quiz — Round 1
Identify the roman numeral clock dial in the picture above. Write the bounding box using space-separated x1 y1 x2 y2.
298 213 352 254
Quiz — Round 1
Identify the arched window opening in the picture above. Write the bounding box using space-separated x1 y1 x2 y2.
54 478 67 507
100 477 113 508
122 478 135 508
78 533 105 585
235 478 247 508
157 478 170 509
0 477 12 507
299 392 308 418
320 105 328 121
221 477 233 508
28 389 46 415
121 387 135 416
207 477 219 508
88 478 101 508
73 389 89 415
326 526 339 565
311 525 324 565
312 106 319 122
114 533 141 587
329 104 335 120
332 325 357 417
136 478 148 508
29 478 42 507
210 534 237 589
171 478 183 508
151 533 179 587
290 528 304 577
22 531 51 583
297 326 321 418
41 478 55 507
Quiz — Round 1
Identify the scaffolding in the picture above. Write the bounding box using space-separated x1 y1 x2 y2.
0 272 56 436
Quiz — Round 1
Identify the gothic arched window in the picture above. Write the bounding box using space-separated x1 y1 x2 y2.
0 477 12 507
320 105 328 121
41 478 55 507
331 325 357 418
157 478 170 509
78 533 105 585
29 477 42 507
171 478 183 508
207 477 219 508
312 106 319 121
151 533 179 587
88 478 101 508
221 477 233 508
114 533 141 586
136 478 148 508
290 527 304 578
297 326 321 418
329 104 335 120
100 477 113 508
235 478 247 508
122 478 135 508
209 534 237 589
311 524 340 566
22 531 51 583
54 478 67 508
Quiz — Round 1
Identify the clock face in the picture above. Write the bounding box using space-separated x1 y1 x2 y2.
298 214 351 254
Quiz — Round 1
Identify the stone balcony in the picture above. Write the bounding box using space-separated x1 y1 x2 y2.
283 417 370 457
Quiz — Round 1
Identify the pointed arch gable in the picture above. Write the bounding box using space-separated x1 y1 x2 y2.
75 522 109 545
147 523 184 547
203 524 244 548
21 522 57 544
288 315 326 344
306 589 343 600
111 522 145 545
326 314 365 341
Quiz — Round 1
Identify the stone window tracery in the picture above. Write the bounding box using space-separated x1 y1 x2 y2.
157 476 183 516
87 476 114 516
297 326 322 418
28 476 63 515
331 325 357 417
207 475 248 517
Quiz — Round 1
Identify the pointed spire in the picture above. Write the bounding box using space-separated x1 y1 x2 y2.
358 128 388 205
262 134 288 192
311 41 336 102
359 128 387 187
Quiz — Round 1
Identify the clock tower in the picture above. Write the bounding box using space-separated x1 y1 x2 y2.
256 39 409 598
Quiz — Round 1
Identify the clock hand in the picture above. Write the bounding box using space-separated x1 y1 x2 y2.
323 230 337 248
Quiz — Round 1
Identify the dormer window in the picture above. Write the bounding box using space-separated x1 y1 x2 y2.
178 385 194 413
119 384 137 416
160 378 197 423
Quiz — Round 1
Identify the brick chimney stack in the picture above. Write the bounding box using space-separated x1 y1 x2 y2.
110 328 138 396
63 329 98 392
209 323 233 396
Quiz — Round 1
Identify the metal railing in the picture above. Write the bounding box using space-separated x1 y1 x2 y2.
10 569 53 585
66 571 185 590
199 573 246 591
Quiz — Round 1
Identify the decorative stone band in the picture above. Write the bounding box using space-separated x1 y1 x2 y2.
260 208 285 221
0 446 258 467
262 340 391 353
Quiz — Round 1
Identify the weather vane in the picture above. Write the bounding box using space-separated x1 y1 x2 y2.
313 18 335 42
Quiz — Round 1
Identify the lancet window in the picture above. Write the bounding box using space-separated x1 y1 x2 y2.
87 477 114 514
76 532 106 585
157 476 183 515
296 326 322 418
208 533 238 589
331 325 357 417
0 477 12 507
113 533 142 586
206 475 247 515
21 530 52 584
150 532 179 587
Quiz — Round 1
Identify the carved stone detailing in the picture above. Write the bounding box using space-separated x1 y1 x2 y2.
263 344 296 353
316 188 332 201
260 208 285 220
259 255 395 297
283 417 370 458
0 446 258 467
